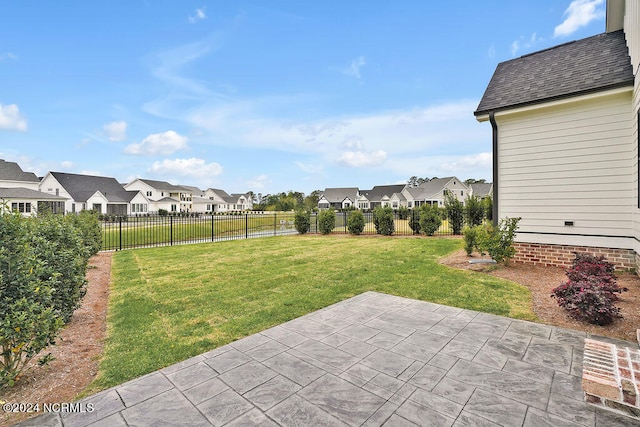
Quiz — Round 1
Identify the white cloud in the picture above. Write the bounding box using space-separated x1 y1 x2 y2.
189 7 207 24
554 0 604 37
510 33 543 56
125 130 188 156
149 158 223 179
0 104 27 131
343 56 366 79
295 161 323 175
103 120 128 141
0 52 17 61
246 174 271 190
61 161 74 169
336 150 387 167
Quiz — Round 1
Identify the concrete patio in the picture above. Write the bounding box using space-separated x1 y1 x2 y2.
18 291 637 426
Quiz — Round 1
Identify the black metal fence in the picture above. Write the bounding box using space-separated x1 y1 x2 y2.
100 211 454 251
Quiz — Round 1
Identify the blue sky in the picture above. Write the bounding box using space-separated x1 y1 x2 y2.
1 0 608 195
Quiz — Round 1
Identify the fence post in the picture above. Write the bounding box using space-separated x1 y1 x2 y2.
344 211 347 234
119 216 122 251
170 215 173 246
211 213 215 242
245 213 249 239
274 213 277 236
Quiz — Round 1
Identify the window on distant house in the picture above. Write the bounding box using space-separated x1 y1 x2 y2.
171 204 177 212
461 191 464 196
55 189 59 196
147 191 152 197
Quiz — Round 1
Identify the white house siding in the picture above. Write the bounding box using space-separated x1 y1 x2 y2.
39 174 74 213
495 89 635 249
628 7 640 256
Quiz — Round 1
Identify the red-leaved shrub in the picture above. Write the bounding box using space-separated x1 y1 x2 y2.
551 253 627 326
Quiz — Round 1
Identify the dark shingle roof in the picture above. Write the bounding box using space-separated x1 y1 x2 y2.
320 188 359 203
50 172 138 203
475 30 634 116
361 185 406 202
0 187 67 200
138 179 186 192
0 159 39 183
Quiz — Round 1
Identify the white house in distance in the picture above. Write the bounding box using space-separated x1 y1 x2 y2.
318 188 359 210
125 178 196 213
402 177 469 209
0 159 66 215
40 172 149 215
475 0 640 269
205 188 253 212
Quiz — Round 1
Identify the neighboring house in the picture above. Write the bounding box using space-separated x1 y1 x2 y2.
125 179 194 213
359 185 407 209
469 183 493 200
318 188 359 210
474 0 639 269
0 159 40 190
402 177 468 208
0 159 67 215
0 187 67 216
204 188 252 212
40 172 148 215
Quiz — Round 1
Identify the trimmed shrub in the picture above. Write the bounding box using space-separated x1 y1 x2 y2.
0 212 63 388
158 209 168 216
31 215 88 322
463 226 480 256
419 204 441 236
408 209 421 235
464 195 484 227
68 210 102 257
318 209 336 235
294 210 311 234
552 254 627 326
476 217 520 264
373 206 395 236
444 192 464 235
347 210 365 235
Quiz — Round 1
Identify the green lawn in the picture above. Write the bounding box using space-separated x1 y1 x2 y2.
88 235 536 393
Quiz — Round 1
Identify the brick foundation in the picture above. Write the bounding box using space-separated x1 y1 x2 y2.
582 338 640 420
513 242 637 270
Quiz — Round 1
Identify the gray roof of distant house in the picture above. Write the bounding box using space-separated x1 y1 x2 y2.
207 188 231 198
470 183 493 197
475 30 634 116
413 177 459 200
138 179 187 192
361 185 406 201
320 187 359 203
0 187 67 200
0 159 40 183
50 172 139 203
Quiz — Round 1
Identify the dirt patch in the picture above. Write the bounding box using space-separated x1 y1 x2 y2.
439 249 640 343
0 252 112 427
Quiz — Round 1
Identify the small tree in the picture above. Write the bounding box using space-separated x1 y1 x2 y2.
464 195 484 227
397 206 409 220
483 196 493 222
444 192 464 235
347 210 365 235
318 209 336 235
373 206 395 236
294 210 311 234
408 209 421 235
419 204 441 236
